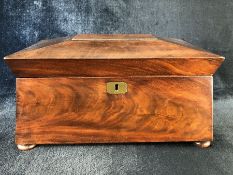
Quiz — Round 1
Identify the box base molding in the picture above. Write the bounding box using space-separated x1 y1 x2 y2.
16 141 212 151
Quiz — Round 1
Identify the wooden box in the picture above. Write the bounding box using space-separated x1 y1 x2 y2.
4 34 224 150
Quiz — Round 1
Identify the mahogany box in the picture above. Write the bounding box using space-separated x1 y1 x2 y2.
4 34 224 150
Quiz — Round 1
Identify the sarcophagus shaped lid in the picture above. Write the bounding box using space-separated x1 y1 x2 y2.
4 34 224 77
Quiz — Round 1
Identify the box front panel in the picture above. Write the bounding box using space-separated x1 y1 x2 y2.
16 77 212 144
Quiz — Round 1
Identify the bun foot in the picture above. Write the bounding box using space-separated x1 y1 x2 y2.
194 141 211 148
17 144 36 151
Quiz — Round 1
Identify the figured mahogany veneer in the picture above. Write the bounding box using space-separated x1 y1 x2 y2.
4 34 224 149
5 34 224 77
6 58 223 78
16 77 212 144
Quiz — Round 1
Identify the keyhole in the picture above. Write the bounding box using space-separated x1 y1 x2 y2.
115 84 119 91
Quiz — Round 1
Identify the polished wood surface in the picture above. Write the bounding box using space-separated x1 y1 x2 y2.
4 34 224 77
4 34 224 148
6 58 223 77
16 77 212 144
5 34 222 59
72 34 155 40
22 36 71 51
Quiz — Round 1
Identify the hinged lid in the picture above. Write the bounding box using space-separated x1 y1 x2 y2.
4 34 224 77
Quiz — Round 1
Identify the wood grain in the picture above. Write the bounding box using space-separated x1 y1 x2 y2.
6 58 223 77
16 77 213 144
6 38 222 59
72 34 155 40
4 34 224 77
5 34 222 146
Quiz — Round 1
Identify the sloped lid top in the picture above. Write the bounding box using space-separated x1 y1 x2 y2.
4 34 224 77
4 34 224 60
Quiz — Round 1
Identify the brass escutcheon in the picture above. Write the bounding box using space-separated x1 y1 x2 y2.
106 82 127 94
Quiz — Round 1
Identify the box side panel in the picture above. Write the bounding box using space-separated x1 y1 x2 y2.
16 77 213 144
